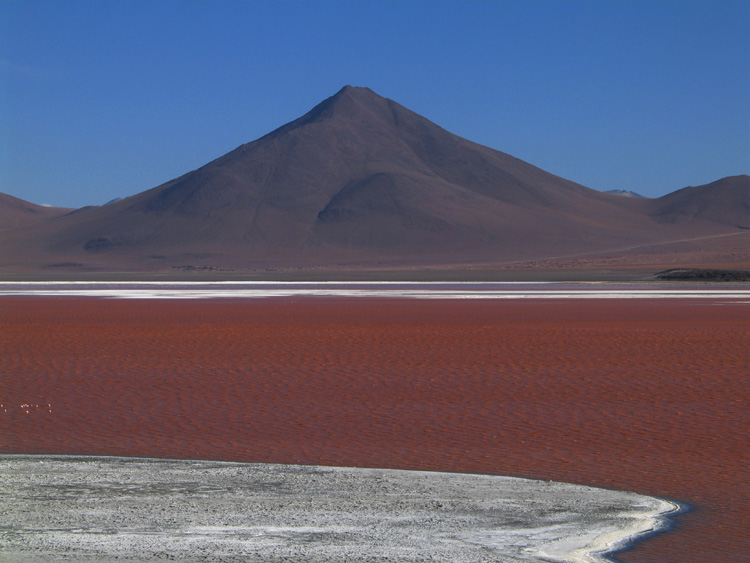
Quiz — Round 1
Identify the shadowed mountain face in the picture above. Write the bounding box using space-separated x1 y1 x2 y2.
645 175 750 229
1 86 748 272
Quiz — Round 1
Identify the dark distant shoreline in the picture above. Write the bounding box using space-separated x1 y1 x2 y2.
3 267 749 283
653 268 750 282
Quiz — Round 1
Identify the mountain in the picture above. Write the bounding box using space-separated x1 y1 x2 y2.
1 86 748 274
0 193 72 231
645 175 749 229
604 189 646 198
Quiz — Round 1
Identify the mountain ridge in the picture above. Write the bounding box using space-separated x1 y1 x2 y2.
0 193 73 232
0 86 747 274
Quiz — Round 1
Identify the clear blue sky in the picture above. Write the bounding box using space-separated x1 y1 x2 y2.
1 0 748 207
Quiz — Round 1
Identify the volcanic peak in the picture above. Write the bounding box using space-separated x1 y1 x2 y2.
0 86 747 272
253 85 399 144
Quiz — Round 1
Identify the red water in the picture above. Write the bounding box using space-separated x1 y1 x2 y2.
1 297 748 562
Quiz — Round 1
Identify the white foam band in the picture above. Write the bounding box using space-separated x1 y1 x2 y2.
0 281 748 301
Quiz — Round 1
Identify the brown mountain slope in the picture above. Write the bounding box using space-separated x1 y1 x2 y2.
0 193 73 231
646 175 750 229
0 86 747 273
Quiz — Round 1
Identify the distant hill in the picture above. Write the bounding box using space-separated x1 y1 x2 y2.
0 193 72 231
0 86 747 274
645 175 750 229
604 189 646 198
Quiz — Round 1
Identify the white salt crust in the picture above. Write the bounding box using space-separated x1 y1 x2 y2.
0 455 681 563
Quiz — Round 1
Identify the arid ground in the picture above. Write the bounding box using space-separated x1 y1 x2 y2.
1 296 748 562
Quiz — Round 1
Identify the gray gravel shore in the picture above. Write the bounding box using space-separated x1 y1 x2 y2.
0 455 680 562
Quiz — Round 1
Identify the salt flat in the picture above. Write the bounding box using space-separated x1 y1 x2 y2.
0 456 679 563
0 281 748 300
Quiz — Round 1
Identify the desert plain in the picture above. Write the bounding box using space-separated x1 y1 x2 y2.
1 288 748 562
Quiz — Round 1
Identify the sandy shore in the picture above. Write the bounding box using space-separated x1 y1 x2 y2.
0 455 680 563
1 296 747 562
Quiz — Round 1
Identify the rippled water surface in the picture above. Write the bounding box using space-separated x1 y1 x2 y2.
1 293 748 562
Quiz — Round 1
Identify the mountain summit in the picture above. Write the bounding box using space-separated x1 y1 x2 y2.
1 86 747 272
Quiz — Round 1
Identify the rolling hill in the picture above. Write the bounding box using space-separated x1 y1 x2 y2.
0 193 73 232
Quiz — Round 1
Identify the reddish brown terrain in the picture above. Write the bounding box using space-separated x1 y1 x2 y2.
0 193 72 232
1 296 748 562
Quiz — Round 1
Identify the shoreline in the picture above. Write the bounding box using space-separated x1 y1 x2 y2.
0 454 683 563
572 499 685 563
0 266 743 283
